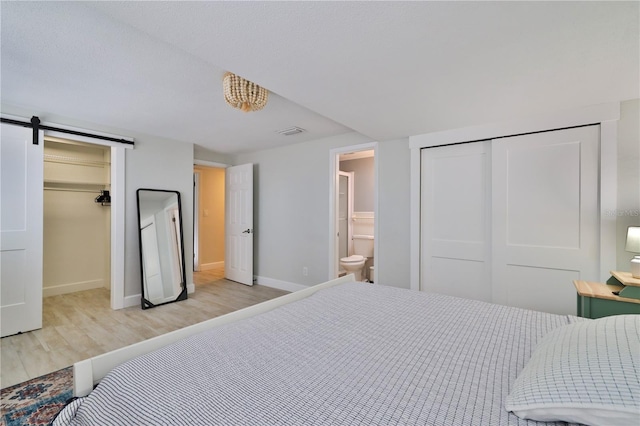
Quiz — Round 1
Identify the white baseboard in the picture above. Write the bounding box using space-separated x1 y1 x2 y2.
187 283 195 294
254 276 307 293
124 293 141 308
200 261 224 271
43 279 105 298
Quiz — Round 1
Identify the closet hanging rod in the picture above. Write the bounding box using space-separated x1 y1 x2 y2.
44 187 102 194
0 116 134 146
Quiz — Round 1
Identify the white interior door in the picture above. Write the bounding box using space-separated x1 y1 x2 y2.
492 125 599 315
225 163 253 285
1 124 43 337
420 142 492 301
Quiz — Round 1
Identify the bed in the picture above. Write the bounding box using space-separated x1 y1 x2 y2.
53 275 639 426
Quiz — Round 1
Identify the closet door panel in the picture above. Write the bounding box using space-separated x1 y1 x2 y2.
0 124 43 337
504 266 579 315
430 257 488 301
504 141 581 248
492 126 599 315
421 142 491 302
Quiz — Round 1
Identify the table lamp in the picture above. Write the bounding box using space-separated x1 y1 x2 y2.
626 226 640 278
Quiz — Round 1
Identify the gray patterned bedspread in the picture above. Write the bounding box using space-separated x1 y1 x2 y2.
54 282 581 425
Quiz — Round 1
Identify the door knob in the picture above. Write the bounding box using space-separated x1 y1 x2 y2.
242 229 252 234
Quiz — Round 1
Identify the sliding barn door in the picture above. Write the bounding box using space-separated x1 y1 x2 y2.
421 142 492 301
1 124 44 337
492 126 599 315
225 163 253 285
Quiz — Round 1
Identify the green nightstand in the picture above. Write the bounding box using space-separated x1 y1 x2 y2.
574 271 640 319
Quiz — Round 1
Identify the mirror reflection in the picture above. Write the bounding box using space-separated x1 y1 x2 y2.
136 189 187 309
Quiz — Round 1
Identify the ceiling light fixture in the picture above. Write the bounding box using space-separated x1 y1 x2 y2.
223 72 268 112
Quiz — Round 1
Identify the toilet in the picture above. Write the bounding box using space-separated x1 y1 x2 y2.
340 234 374 281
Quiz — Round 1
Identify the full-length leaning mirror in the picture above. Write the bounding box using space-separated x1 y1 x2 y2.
136 189 187 309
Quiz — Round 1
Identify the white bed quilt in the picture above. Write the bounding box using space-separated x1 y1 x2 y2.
55 282 580 425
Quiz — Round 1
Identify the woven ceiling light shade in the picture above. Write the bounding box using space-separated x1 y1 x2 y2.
223 72 268 112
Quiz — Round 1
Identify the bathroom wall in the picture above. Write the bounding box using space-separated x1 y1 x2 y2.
340 157 374 212
43 140 111 296
194 166 225 269
352 212 375 238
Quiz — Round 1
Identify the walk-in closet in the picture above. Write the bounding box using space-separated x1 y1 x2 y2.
43 137 111 297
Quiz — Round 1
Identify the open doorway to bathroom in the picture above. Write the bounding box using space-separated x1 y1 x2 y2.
193 165 226 284
329 143 378 283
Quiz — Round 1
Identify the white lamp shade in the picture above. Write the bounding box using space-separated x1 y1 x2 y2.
626 226 640 253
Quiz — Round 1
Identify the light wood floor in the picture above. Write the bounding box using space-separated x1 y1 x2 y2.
0 270 288 389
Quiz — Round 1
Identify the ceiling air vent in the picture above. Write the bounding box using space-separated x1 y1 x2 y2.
276 126 306 136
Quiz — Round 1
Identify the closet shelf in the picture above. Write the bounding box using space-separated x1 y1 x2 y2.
44 179 109 187
44 154 110 168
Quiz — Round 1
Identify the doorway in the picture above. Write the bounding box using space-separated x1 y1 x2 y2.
329 143 378 281
43 137 111 298
193 164 226 283
0 124 127 338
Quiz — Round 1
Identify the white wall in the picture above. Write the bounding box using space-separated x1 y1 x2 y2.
377 138 411 288
126 136 193 297
340 157 374 212
616 99 640 271
194 145 232 165
232 132 412 289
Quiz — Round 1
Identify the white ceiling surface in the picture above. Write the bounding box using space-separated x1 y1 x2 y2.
2 2 638 155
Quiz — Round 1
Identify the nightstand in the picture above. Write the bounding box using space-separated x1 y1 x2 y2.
573 271 640 319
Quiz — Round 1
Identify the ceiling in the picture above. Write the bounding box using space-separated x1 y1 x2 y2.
1 2 638 156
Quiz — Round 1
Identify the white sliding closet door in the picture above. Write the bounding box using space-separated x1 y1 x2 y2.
1 124 43 337
420 142 492 301
492 126 599 315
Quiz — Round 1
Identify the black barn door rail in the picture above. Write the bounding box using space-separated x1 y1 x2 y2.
0 116 134 146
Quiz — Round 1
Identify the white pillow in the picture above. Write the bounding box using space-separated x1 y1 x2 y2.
506 314 640 426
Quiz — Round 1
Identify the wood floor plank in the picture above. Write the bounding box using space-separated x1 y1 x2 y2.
0 269 288 389
0 343 29 387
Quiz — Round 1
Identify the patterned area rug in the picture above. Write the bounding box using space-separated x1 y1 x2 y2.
1 367 72 426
